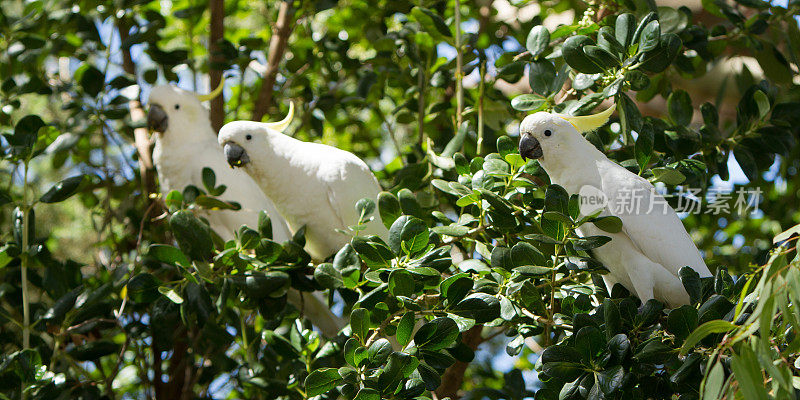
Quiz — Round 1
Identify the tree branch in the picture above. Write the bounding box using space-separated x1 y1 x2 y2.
251 0 295 121
208 0 225 132
117 18 158 201
434 325 483 400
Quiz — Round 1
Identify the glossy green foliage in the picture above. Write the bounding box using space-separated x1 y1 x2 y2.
1 0 800 399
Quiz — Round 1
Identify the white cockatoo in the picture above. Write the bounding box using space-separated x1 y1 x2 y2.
147 84 292 242
217 103 389 261
146 85 344 336
518 105 712 307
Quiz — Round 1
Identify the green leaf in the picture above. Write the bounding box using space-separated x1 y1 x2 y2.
201 167 216 192
638 33 682 73
635 299 664 327
542 344 582 363
40 175 85 203
68 340 120 361
626 70 650 91
497 61 525 82
353 388 381 400
315 263 344 289
127 273 161 304
169 211 214 261
148 244 190 268
603 299 622 338
526 25 550 57
440 274 473 305
592 216 623 233
367 338 393 366
570 235 611 251
305 368 342 396
607 333 631 360
618 92 642 142
243 271 290 298
730 345 769 400
520 281 547 315
410 7 452 39
414 317 459 350
194 195 239 210
651 167 686 185
670 352 702 384
432 224 470 237
638 20 661 53
529 60 557 95
396 312 415 348
733 145 758 181
351 308 370 343
417 362 442 391
584 45 620 69
75 64 105 97
615 13 636 47
774 223 800 244
511 241 546 266
258 210 273 239
574 326 605 361
753 90 770 119
388 215 429 255
255 239 282 263
378 191 402 229
452 293 501 323
510 93 547 111
563 35 605 73
667 90 693 126
397 188 422 218
389 269 415 297
679 266 702 304
632 12 657 47
679 320 736 355
497 136 517 159
9 115 45 154
633 339 674 363
665 305 698 344
356 197 376 223
158 286 184 304
703 361 725 399
597 27 625 57
635 123 654 172
351 236 395 269
597 365 625 395
377 352 419 391
524 234 562 245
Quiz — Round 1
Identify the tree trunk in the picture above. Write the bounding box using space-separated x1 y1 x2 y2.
208 0 225 132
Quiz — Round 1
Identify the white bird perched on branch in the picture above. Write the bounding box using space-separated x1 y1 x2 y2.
217 102 389 261
518 105 712 307
147 84 292 242
147 85 344 336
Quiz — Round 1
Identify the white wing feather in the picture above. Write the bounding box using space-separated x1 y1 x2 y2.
596 160 711 278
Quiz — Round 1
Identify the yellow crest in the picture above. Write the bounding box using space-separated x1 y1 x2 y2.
196 80 225 102
264 101 295 133
559 104 616 133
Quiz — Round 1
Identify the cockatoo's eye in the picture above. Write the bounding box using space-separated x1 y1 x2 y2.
174 104 180 110
544 129 552 137
245 134 252 141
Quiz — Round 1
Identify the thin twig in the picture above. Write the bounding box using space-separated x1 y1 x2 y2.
454 0 464 143
477 61 486 155
252 0 296 121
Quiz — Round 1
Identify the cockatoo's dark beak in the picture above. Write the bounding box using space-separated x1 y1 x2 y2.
519 134 543 159
147 104 169 133
223 142 250 168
